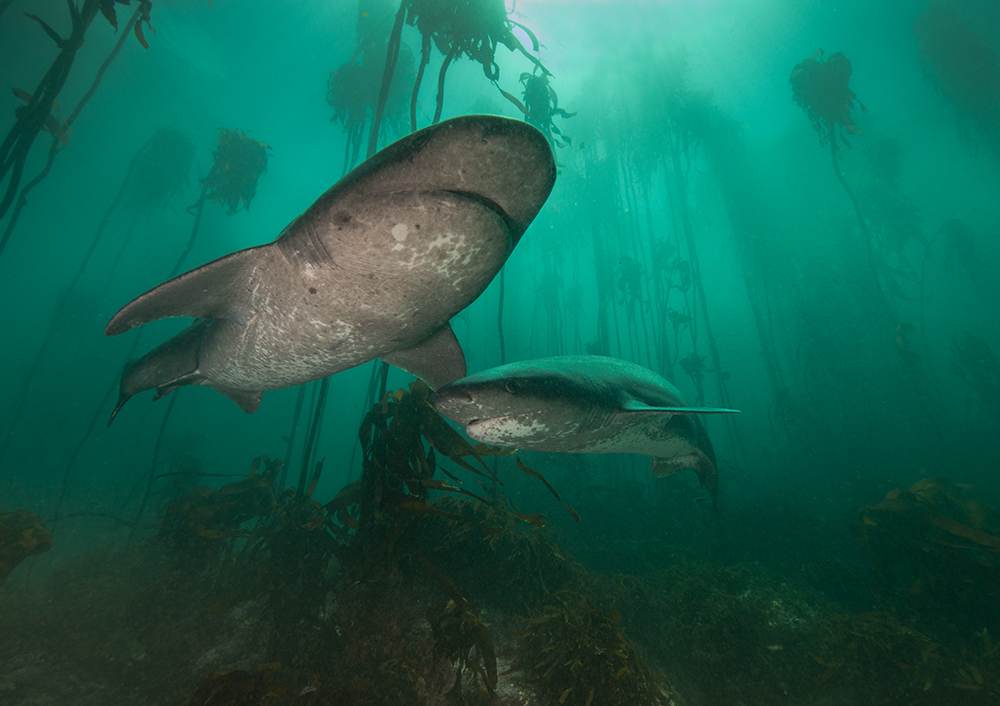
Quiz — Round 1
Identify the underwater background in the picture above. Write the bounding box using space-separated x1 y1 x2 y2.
2 0 1000 704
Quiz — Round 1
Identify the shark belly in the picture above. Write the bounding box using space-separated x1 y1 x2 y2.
568 415 698 459
200 192 512 392
464 408 697 460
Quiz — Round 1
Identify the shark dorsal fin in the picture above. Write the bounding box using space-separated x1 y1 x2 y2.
622 400 740 415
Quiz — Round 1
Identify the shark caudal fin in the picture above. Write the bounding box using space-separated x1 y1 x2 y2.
108 321 210 425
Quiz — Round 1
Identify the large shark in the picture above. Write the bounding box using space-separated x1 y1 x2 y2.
105 115 556 422
433 355 738 497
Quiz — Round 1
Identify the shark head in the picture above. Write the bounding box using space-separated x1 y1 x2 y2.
433 361 608 449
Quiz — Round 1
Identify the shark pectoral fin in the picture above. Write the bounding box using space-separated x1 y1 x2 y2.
623 401 740 415
652 448 718 498
210 386 263 414
105 245 270 336
381 324 467 390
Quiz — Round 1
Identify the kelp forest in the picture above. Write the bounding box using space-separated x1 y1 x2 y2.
1 1 999 705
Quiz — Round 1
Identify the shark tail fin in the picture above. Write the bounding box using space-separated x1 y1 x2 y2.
107 322 209 426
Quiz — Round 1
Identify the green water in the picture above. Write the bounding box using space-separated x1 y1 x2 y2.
1 1 998 704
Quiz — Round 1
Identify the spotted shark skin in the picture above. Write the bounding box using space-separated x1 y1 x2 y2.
433 355 739 498
105 116 556 422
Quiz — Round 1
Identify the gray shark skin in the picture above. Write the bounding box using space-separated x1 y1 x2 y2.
106 115 556 423
433 355 739 498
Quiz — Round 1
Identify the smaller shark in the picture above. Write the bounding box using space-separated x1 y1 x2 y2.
433 355 738 497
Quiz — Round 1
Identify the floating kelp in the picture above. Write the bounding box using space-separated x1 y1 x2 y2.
404 0 545 125
0 508 52 585
421 495 589 613
157 456 283 573
790 49 899 327
856 478 1000 610
127 127 197 212
790 49 866 148
426 596 497 698
11 87 69 147
499 70 576 150
327 5 416 173
336 380 566 570
199 128 271 216
608 562 835 705
186 664 287 706
360 0 548 161
511 590 672 706
0 0 152 224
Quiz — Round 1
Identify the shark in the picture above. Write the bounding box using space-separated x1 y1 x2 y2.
432 355 738 497
105 115 556 423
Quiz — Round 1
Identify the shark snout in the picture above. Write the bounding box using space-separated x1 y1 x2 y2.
432 383 481 426
433 385 472 407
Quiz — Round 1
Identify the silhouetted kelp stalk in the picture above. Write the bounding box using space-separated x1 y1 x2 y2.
497 268 507 363
0 0 153 231
602 53 746 466
576 150 621 360
681 100 795 433
368 0 547 154
791 55 953 437
0 5 151 256
297 377 330 502
338 0 552 171
918 218 987 356
47 129 271 539
528 258 570 359
663 133 745 464
328 1 416 175
790 49 898 327
124 129 271 541
279 383 308 489
0 127 194 465
0 8 161 463
950 333 1000 429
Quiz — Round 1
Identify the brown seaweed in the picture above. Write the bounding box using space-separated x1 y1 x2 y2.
0 508 52 585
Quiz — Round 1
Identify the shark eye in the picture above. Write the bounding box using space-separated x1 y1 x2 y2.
504 380 520 394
